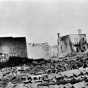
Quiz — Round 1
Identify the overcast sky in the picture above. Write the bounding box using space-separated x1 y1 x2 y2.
0 0 88 45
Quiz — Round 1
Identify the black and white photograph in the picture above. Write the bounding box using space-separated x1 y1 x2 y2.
0 0 88 88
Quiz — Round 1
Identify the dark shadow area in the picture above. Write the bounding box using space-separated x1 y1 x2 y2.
0 57 50 69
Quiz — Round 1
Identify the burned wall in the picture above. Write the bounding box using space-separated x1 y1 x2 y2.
57 35 74 57
0 37 27 58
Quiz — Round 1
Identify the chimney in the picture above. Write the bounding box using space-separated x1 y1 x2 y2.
57 33 60 38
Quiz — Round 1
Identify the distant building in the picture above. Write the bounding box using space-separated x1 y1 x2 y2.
27 42 50 59
0 37 27 58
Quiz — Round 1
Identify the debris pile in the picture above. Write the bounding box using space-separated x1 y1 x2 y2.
0 52 88 88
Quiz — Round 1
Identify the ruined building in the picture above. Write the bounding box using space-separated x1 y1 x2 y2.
69 34 88 52
0 37 27 58
27 30 88 59
57 33 74 57
57 31 88 58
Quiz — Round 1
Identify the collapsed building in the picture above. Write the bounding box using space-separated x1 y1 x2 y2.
57 33 74 57
27 30 88 59
57 32 88 58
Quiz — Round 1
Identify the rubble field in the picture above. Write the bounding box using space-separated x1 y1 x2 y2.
0 52 88 88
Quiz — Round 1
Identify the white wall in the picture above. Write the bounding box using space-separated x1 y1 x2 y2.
27 43 50 59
